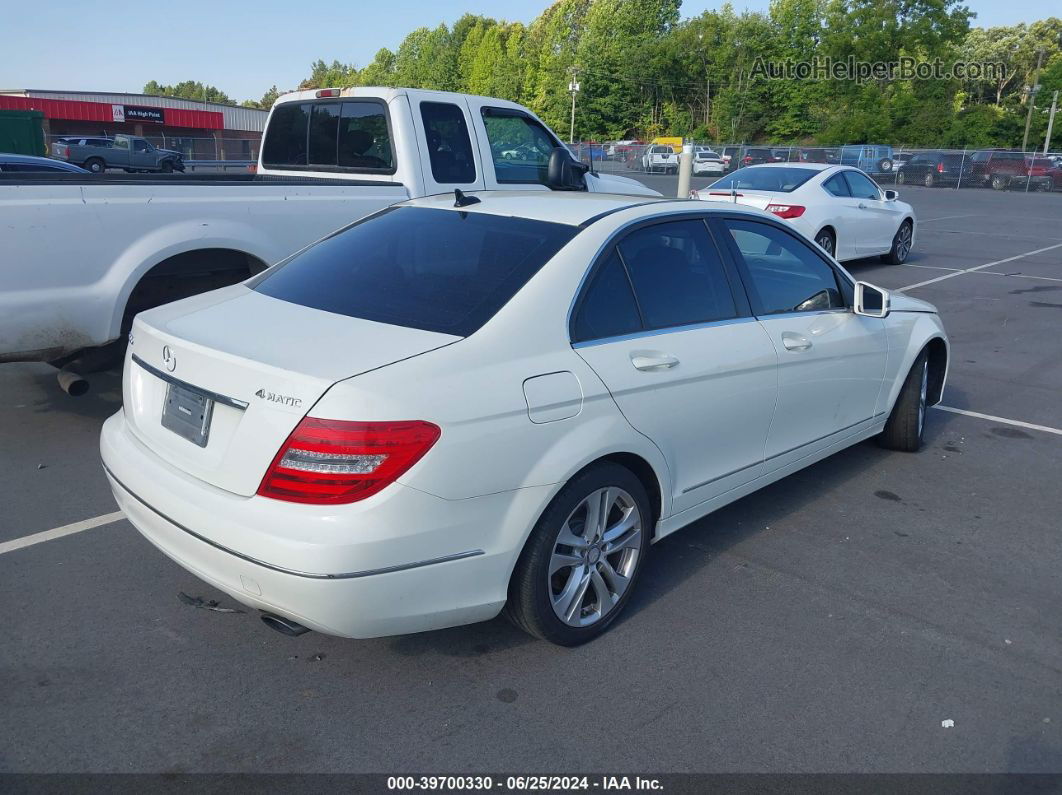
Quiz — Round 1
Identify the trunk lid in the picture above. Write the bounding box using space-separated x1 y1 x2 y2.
124 285 459 496
694 189 777 211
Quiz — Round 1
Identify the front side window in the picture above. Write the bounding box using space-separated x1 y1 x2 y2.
843 170 881 199
725 219 845 315
253 207 576 337
616 220 737 330
263 100 393 172
420 102 476 184
481 109 558 185
133 140 150 153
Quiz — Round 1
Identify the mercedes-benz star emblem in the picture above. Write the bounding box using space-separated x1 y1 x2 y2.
162 345 176 372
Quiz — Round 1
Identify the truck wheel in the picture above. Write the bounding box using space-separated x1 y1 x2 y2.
160 160 174 174
991 174 1006 190
924 173 935 187
84 158 105 173
877 158 892 173
896 170 906 185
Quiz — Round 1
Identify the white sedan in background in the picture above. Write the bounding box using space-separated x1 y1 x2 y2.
101 191 947 646
692 148 726 176
692 163 916 263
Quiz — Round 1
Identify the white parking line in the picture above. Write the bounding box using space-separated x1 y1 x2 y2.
935 406 1062 437
0 511 124 556
919 214 976 223
898 242 1062 292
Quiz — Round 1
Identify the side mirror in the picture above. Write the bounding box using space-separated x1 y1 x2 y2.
546 147 589 191
854 281 890 318
883 189 898 201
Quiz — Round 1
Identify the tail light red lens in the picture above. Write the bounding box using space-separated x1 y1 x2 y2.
937 162 944 173
765 204 806 219
315 88 341 98
257 418 440 504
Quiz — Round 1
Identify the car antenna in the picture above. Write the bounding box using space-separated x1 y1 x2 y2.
453 188 480 208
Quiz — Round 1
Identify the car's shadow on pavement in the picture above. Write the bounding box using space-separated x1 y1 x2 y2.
376 387 971 657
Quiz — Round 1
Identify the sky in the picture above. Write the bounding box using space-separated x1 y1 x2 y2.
0 0 1057 103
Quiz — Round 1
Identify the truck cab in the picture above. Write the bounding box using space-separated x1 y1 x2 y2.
257 87 654 196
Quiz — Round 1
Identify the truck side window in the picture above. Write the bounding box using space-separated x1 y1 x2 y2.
481 108 558 185
420 102 475 184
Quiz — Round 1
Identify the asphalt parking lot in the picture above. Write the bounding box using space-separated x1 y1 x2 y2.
2 183 1061 774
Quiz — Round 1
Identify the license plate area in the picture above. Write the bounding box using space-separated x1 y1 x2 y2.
161 382 214 448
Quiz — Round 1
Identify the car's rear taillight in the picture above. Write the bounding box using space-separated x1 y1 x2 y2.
937 162 944 173
765 204 806 219
743 156 753 164
257 418 440 504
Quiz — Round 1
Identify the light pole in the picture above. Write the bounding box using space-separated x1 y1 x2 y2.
568 67 580 145
1045 90 1059 156
1022 49 1044 152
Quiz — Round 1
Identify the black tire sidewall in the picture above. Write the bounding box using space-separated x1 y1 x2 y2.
508 462 652 646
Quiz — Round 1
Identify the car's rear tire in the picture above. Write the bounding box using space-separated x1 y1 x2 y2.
814 228 836 258
505 462 651 646
878 350 929 452
896 170 906 185
924 173 935 187
84 158 104 173
881 220 913 265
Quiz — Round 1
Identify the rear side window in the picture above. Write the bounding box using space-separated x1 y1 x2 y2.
420 102 476 184
616 220 736 330
571 251 642 343
253 207 576 337
263 100 394 172
725 219 844 315
823 173 851 197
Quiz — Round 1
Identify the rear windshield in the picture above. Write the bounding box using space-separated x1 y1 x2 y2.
252 207 577 336
709 166 817 192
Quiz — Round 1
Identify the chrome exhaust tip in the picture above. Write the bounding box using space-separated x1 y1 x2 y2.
57 367 90 397
260 612 310 637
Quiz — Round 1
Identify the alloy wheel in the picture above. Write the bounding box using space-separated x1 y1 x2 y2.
816 233 834 256
895 224 912 262
918 359 929 437
548 487 642 628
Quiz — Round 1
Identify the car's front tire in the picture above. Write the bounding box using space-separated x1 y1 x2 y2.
878 349 929 452
506 462 651 646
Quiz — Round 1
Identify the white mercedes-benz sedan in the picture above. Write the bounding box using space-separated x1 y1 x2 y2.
101 191 948 646
691 163 916 264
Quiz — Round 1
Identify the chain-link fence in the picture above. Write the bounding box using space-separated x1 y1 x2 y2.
48 135 260 163
570 142 1062 194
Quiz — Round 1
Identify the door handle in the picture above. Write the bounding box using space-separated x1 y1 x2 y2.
630 352 680 371
781 333 812 352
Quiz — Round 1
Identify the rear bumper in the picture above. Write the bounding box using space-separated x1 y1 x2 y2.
101 411 550 638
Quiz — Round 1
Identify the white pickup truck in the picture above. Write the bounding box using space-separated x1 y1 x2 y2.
1 87 656 389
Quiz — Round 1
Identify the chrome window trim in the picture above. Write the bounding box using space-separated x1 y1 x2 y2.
572 316 757 349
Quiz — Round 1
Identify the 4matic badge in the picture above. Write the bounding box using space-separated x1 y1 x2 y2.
254 389 302 408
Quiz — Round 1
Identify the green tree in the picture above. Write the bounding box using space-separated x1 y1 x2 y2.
142 80 235 105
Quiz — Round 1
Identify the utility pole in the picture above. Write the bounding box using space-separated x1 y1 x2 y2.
568 66 580 145
1045 90 1059 156
1022 49 1044 152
